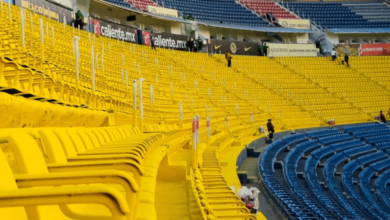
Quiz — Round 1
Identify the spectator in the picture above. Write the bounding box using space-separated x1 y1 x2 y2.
150 31 156 50
266 119 275 139
188 14 194 21
331 48 337 61
270 12 276 23
225 51 232 67
341 45 351 67
197 36 203 51
186 38 195 52
262 43 269 56
342 53 349 67
183 14 188 19
380 111 387 123
265 12 270 21
258 126 267 136
74 10 84 29
387 108 390 118
258 43 263 56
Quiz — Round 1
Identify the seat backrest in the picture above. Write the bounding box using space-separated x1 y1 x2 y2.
53 129 78 157
0 150 28 220
66 130 88 153
38 130 68 163
8 133 49 174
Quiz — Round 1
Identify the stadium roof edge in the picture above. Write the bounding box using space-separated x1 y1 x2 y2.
327 28 390 34
93 0 314 34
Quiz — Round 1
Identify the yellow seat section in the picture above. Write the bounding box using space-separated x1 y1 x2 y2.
3 133 132 220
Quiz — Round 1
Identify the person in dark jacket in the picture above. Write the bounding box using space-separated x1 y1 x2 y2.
258 43 263 56
150 31 156 50
380 111 387 123
225 52 232 67
262 43 269 57
266 119 275 139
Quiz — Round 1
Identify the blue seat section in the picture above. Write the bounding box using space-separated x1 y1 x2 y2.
305 142 370 219
342 151 388 220
282 133 307 146
375 169 390 209
352 128 390 139
157 0 269 26
365 134 390 144
343 123 387 133
280 2 390 29
285 140 346 219
324 145 377 219
104 0 137 10
259 139 319 219
259 127 390 220
306 128 339 138
359 158 390 217
317 133 353 145
375 141 390 150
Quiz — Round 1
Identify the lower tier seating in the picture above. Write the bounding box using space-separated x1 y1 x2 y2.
259 123 390 220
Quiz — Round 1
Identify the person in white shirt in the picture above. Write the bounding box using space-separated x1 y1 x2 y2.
331 48 337 61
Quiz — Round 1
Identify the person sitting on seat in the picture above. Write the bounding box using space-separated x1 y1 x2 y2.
259 126 267 136
225 51 232 67
380 111 387 123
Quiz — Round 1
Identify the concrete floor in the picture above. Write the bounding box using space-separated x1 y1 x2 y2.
243 182 287 220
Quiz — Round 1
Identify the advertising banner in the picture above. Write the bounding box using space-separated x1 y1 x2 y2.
15 0 73 23
147 5 178 18
210 40 259 56
278 19 311 29
267 43 317 57
91 18 138 43
142 31 189 50
336 44 390 57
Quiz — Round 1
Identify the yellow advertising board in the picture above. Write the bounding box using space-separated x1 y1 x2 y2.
267 43 317 57
278 19 311 29
147 6 178 18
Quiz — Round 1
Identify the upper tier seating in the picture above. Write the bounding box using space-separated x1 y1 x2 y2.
260 123 390 220
280 2 390 29
156 0 270 26
240 0 298 19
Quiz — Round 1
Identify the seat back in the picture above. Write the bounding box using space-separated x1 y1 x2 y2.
0 150 28 220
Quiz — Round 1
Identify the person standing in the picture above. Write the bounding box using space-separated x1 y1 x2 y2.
150 31 156 50
262 43 269 57
342 53 349 67
266 119 275 139
258 43 263 56
341 45 350 67
380 111 387 123
331 48 337 61
225 51 232 67
386 108 390 118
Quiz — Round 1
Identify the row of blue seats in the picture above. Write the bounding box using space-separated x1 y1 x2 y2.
375 169 390 209
343 123 387 133
324 146 380 219
259 139 319 219
286 140 343 219
261 125 390 219
162 0 268 26
342 151 388 219
375 141 390 150
352 128 390 139
317 133 353 145
359 158 390 216
306 128 339 138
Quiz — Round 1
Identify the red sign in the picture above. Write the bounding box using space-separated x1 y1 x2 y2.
93 20 101 35
359 44 390 56
143 31 151 46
